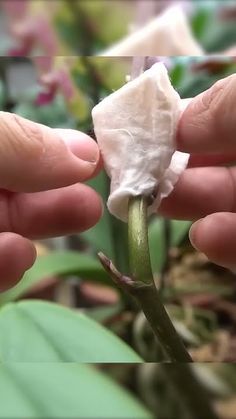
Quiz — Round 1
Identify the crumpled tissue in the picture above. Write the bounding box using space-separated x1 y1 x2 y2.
101 5 203 57
92 62 191 222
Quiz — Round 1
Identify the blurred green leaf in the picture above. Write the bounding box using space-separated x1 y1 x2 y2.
171 220 191 246
55 0 132 54
85 303 122 324
215 364 236 394
193 364 231 397
0 79 6 108
149 219 191 274
13 94 76 128
191 7 211 41
173 321 200 346
172 57 236 98
0 251 111 305
166 283 232 299
81 1 132 48
0 363 151 418
91 57 130 92
167 304 217 344
191 2 236 52
199 17 236 52
83 171 129 271
170 63 186 88
149 218 165 274
177 71 217 98
0 300 142 362
83 170 115 259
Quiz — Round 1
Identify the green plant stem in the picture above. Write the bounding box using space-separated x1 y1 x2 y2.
128 196 192 362
159 364 219 419
112 218 129 273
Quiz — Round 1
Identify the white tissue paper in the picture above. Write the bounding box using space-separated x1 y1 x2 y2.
92 62 191 222
101 5 203 57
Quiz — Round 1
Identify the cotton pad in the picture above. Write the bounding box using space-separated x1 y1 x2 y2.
101 5 203 56
92 62 190 222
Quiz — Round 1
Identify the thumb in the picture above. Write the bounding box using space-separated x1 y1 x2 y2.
0 112 99 192
177 74 236 153
189 213 236 270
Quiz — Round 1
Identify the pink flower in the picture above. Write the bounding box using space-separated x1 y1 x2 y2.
3 1 59 56
8 44 32 56
34 90 56 106
1 0 28 20
34 67 75 106
33 57 54 74
9 15 58 56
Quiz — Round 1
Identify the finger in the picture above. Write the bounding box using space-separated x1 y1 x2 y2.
188 153 236 168
0 113 100 192
0 233 36 292
189 213 236 270
159 166 236 220
54 128 104 178
0 184 103 239
177 74 236 153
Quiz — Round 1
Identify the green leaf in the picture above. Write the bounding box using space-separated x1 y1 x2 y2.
173 321 200 346
0 79 6 109
82 170 115 259
178 72 217 98
193 365 231 398
149 218 165 274
0 363 151 418
171 220 191 246
13 94 76 128
169 63 186 88
190 0 236 53
0 300 142 362
0 251 111 305
149 218 191 274
191 7 211 41
215 364 236 394
85 303 122 324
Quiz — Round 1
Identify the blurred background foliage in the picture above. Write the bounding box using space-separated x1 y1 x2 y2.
1 0 236 55
0 54 236 417
0 0 236 417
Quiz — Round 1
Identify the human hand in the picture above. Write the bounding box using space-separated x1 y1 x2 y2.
0 112 102 291
159 74 236 270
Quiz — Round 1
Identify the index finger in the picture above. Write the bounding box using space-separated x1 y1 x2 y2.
0 112 100 193
177 74 236 154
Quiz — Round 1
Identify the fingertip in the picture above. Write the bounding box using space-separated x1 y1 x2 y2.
52 128 101 184
21 237 37 269
72 184 104 232
189 218 204 251
0 233 36 292
0 113 101 192
55 129 100 164
189 213 236 269
189 215 223 257
177 74 236 154
177 96 203 153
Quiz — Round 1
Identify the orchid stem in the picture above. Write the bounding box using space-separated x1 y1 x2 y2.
128 196 192 362
160 364 219 419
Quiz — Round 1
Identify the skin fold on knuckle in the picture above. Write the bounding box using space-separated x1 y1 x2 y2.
195 80 226 132
0 112 46 162
203 75 236 140
179 74 236 152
